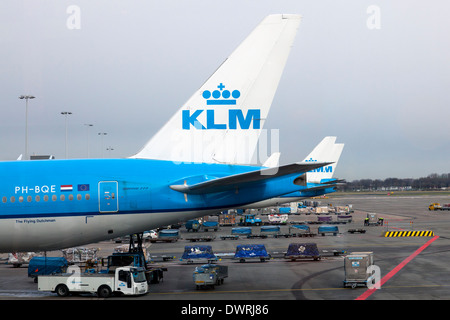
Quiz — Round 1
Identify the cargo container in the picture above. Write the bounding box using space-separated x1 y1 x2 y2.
343 252 376 288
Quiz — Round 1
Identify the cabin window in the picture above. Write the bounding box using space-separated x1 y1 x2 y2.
85 194 90 200
69 194 74 201
60 194 65 201
52 195 57 201
77 194 82 200
27 196 32 202
10 196 15 203
2 197 6 203
19 196 24 203
44 195 49 202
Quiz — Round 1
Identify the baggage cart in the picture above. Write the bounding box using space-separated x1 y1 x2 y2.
150 229 180 243
318 225 339 236
181 245 217 264
193 264 228 289
234 244 270 263
284 243 321 261
231 227 252 236
28 257 68 283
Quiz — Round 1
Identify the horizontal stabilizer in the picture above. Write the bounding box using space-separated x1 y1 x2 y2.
170 161 332 194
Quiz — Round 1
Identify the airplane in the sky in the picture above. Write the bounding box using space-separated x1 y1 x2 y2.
240 136 345 208
0 14 334 252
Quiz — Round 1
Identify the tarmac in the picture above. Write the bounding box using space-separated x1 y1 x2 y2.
1 192 450 304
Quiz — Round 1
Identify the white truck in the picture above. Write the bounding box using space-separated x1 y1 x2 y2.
38 266 148 298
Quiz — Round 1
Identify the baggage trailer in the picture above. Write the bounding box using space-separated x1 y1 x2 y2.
28 257 68 283
318 225 339 236
343 252 376 289
234 244 270 263
193 264 228 289
186 235 216 242
284 243 321 261
150 229 180 243
180 245 217 264
38 266 148 297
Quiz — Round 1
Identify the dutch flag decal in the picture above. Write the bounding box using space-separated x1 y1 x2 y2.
60 185 73 192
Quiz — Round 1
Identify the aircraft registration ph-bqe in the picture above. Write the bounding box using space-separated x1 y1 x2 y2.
0 14 332 252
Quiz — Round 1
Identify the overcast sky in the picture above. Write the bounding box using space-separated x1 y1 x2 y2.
1 0 449 181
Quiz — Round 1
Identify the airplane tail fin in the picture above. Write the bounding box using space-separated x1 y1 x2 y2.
302 137 344 183
131 14 302 164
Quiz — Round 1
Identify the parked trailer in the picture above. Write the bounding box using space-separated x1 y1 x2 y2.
284 243 321 261
318 225 339 236
28 257 68 283
234 244 270 263
186 235 216 242
231 227 252 236
343 252 376 289
38 266 148 297
150 229 180 243
193 264 228 289
203 221 219 232
289 225 315 237
181 245 217 264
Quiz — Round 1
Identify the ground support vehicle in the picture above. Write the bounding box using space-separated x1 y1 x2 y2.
238 214 262 226
343 252 376 289
185 220 201 232
318 225 339 236
234 244 270 262
180 245 218 264
38 266 148 297
28 257 68 283
104 234 166 284
429 203 450 211
364 213 384 226
284 243 321 261
193 264 228 289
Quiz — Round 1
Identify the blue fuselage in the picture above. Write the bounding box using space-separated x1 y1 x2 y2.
0 158 308 251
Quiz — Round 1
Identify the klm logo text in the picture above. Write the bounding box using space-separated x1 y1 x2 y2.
182 109 261 130
305 158 333 173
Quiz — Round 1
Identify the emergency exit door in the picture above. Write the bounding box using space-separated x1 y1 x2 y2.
98 181 118 213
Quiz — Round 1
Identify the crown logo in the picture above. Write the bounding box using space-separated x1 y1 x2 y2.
202 83 241 105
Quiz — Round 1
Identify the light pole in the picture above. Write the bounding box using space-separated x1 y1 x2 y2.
84 124 93 158
61 112 72 159
98 132 107 158
18 95 35 160
106 146 114 157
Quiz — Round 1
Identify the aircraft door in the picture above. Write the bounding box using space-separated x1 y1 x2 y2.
98 181 118 213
